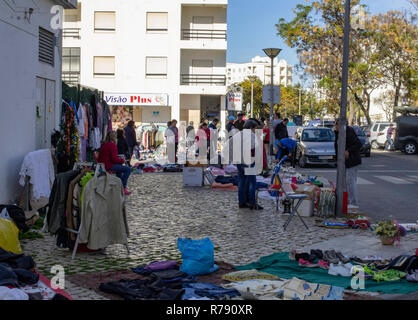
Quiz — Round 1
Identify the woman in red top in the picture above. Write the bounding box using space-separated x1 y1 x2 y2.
98 131 132 195
263 119 270 159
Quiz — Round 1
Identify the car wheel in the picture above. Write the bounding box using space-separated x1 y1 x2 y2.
404 142 417 155
299 155 307 168
371 140 379 149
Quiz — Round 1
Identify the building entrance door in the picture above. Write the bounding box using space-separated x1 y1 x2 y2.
35 77 56 149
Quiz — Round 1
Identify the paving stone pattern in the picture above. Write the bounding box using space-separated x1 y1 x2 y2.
21 172 365 300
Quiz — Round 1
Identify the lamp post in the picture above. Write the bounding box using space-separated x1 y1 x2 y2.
248 75 257 118
336 0 351 217
298 87 302 115
263 48 281 156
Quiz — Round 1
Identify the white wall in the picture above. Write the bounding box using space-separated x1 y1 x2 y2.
0 0 67 204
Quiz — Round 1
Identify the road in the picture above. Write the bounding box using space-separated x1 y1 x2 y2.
297 150 418 222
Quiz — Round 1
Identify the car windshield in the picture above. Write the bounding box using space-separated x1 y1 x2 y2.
353 127 365 136
302 129 335 142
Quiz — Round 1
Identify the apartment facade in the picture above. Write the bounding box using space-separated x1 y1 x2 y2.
227 56 293 87
0 0 77 203
63 0 228 130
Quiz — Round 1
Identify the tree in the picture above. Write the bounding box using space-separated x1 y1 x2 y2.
237 78 264 118
372 11 418 118
275 0 417 125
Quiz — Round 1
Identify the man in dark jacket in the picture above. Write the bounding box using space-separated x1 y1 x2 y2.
275 118 289 141
234 113 246 131
335 119 362 208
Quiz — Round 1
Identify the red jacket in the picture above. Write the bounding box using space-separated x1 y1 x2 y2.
98 142 124 170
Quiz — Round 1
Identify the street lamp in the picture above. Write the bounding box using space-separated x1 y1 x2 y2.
336 0 351 217
263 48 281 156
248 75 257 118
298 87 302 115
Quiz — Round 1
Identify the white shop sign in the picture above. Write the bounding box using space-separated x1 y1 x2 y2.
226 92 243 111
104 93 169 106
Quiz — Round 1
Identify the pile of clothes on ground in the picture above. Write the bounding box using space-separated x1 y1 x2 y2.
0 247 71 300
132 163 183 174
207 166 269 191
98 259 346 300
289 248 418 283
233 249 418 296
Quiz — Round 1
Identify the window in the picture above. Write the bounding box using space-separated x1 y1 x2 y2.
39 27 55 66
62 47 80 84
372 124 378 132
94 11 116 31
379 124 389 132
94 56 115 76
146 12 168 32
146 57 167 77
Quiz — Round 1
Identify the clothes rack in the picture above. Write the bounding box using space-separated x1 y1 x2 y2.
67 162 130 260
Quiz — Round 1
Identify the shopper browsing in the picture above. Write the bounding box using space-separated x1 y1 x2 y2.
98 131 132 195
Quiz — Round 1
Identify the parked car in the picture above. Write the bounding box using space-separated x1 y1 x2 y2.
352 126 371 157
394 116 418 155
360 125 371 138
369 122 396 149
295 127 336 168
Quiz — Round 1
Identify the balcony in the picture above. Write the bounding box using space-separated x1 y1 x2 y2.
63 28 80 39
182 29 226 40
181 74 226 86
180 4 227 50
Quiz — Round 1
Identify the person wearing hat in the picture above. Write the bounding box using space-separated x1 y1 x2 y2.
237 119 263 210
226 115 236 133
234 113 246 131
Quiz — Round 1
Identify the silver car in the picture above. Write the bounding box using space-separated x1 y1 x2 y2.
295 127 336 168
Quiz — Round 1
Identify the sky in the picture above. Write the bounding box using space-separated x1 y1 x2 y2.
227 0 415 83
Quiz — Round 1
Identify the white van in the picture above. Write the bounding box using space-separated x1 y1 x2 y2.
369 122 396 149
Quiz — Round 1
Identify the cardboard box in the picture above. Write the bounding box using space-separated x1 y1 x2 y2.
183 167 203 186
295 183 317 200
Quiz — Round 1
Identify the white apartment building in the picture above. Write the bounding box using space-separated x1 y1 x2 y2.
62 0 228 131
226 56 293 87
0 0 77 203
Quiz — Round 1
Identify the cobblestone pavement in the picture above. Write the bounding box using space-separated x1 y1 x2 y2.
21 172 383 300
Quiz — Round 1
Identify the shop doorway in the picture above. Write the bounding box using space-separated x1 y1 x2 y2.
200 95 220 121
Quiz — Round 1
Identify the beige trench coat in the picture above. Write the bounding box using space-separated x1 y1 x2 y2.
79 172 129 250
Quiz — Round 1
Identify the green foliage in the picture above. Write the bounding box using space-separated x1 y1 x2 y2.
374 220 405 238
276 0 418 124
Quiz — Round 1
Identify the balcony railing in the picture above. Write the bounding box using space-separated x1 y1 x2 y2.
63 28 80 39
181 29 227 40
181 74 226 86
62 71 80 84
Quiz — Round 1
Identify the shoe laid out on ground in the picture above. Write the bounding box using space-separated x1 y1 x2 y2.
362 255 384 263
318 260 330 270
238 203 250 209
324 250 339 264
289 249 305 261
336 252 350 263
123 188 132 195
310 249 324 260
298 259 317 268
350 256 367 265
328 262 354 277
295 253 311 262
406 270 418 283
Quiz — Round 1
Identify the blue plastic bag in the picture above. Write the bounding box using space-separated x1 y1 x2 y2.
177 237 219 275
